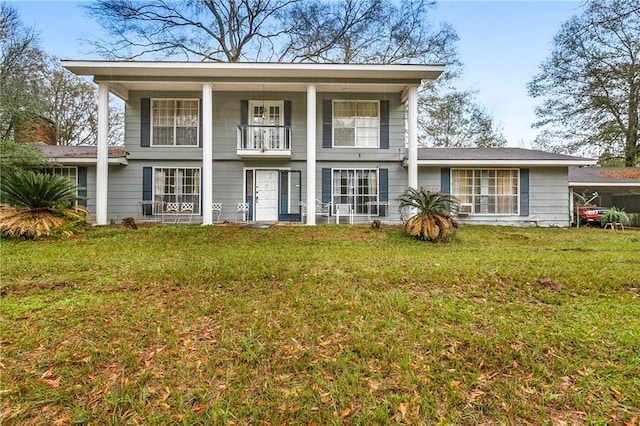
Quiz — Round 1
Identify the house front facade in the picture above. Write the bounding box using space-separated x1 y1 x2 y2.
58 61 595 227
61 61 444 225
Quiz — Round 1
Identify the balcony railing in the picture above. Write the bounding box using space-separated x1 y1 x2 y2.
237 125 292 158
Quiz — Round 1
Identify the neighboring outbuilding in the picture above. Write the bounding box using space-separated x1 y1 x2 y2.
569 167 640 225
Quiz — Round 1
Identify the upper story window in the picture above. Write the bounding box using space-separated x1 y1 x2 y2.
151 99 199 146
333 100 379 148
451 169 519 215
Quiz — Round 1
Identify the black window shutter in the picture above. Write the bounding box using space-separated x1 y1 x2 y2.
77 167 87 207
142 167 153 215
141 98 150 147
240 100 248 125
379 168 388 216
322 99 332 148
520 168 530 216
321 168 332 209
380 100 389 149
198 99 203 148
284 100 292 147
441 168 451 194
240 100 248 147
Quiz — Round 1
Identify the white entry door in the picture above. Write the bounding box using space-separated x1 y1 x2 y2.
255 170 279 221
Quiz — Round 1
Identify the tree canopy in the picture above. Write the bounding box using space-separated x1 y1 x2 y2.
84 0 458 66
528 0 640 166
84 0 505 147
0 3 122 146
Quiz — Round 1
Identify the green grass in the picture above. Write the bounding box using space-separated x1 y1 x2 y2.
1 224 639 425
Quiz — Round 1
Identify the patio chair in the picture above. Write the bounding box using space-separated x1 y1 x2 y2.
335 203 353 224
212 203 222 223
237 202 249 222
162 202 180 223
315 199 331 223
180 202 195 223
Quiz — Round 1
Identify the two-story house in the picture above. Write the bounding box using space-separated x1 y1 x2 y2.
57 61 594 227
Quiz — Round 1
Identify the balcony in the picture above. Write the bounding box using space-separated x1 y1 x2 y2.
237 125 292 158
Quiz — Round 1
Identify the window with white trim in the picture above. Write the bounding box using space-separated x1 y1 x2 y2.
154 168 201 214
451 169 519 215
333 100 379 147
44 167 79 205
44 166 78 185
42 166 78 206
151 99 199 146
332 169 378 214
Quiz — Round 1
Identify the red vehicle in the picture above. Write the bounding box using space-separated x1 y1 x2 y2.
576 205 608 226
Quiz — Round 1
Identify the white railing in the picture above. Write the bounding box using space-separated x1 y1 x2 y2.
237 125 291 152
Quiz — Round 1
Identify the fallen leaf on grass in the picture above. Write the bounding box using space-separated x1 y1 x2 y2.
192 403 208 413
560 376 573 391
340 406 353 418
53 414 71 425
40 377 61 389
467 389 486 405
397 403 408 419
611 387 624 400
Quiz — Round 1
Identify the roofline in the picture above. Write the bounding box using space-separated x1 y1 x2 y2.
61 60 445 82
61 60 445 71
50 157 128 166
417 159 597 167
569 181 640 187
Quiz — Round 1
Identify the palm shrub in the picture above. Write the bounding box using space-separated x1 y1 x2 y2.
0 169 88 238
600 206 630 226
398 187 459 242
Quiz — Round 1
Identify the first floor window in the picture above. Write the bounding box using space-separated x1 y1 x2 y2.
154 168 200 214
44 166 78 184
332 169 378 214
333 100 379 147
151 99 199 146
451 169 519 215
43 167 78 205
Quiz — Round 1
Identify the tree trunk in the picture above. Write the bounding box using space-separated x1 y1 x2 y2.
626 79 639 167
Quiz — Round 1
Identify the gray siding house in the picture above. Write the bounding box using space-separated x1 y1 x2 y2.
55 61 594 227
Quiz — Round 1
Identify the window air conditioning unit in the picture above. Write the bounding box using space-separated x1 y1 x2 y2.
458 203 473 215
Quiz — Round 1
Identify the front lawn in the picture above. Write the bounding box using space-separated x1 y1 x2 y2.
1 225 638 424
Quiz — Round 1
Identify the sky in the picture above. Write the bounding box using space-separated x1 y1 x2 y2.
8 0 582 148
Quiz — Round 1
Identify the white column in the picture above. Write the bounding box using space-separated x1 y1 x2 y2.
407 85 419 190
96 82 109 225
201 83 213 225
306 85 317 225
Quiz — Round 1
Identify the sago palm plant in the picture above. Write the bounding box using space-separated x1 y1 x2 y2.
398 187 459 242
0 169 88 238
600 206 629 226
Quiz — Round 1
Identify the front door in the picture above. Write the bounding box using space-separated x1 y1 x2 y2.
255 170 279 221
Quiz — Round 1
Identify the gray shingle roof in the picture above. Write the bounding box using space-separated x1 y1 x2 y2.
569 167 640 185
417 147 593 162
35 145 127 158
